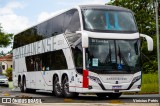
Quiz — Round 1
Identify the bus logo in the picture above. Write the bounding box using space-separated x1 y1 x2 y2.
2 98 11 103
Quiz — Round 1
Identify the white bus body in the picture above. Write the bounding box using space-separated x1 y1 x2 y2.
12 5 153 98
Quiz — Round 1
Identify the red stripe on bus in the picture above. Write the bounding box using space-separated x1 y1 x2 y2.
83 70 89 88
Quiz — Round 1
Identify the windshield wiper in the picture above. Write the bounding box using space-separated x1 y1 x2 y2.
105 43 112 63
118 45 131 71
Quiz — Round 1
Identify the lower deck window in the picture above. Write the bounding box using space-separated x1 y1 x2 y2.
26 50 67 71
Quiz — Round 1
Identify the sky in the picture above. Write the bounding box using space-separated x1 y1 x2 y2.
0 0 110 53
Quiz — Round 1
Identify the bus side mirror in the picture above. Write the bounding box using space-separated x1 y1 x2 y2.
76 31 88 48
140 34 153 51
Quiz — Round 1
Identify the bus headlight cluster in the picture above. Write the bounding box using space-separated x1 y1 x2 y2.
88 76 101 84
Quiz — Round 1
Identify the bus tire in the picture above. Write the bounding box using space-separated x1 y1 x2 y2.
22 77 27 93
26 88 36 93
96 93 107 98
107 93 122 99
20 77 25 92
18 76 21 87
53 76 63 97
62 76 79 98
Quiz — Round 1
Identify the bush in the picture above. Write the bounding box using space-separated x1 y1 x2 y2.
5 68 12 81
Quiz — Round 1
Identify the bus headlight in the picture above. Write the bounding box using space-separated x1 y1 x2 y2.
88 76 101 84
132 75 141 83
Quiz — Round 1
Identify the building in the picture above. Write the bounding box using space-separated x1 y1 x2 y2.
0 54 13 74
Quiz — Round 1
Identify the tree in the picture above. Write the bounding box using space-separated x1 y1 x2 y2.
0 51 5 57
5 68 12 81
0 24 13 47
108 0 159 73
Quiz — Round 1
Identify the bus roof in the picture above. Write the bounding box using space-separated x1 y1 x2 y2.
79 4 131 12
14 4 131 36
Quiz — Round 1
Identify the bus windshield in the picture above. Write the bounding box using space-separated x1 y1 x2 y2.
82 9 137 33
86 38 140 74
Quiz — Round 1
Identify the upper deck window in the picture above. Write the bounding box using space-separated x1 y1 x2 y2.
82 9 138 33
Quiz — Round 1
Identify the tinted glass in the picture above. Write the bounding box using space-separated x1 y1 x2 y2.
13 9 80 49
13 26 43 49
52 14 64 36
63 9 76 31
13 35 20 49
37 21 51 38
72 43 83 74
86 38 140 74
82 9 137 33
72 47 83 67
66 10 81 33
26 50 67 71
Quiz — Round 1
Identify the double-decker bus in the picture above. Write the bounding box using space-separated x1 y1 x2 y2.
13 5 153 98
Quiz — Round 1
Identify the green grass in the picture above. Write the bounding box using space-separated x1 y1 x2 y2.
124 74 158 94
139 74 158 94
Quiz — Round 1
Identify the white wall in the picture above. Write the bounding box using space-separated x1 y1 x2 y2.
1 61 12 74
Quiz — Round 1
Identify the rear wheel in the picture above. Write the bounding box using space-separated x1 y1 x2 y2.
53 76 63 97
108 93 122 99
20 77 26 92
96 93 107 98
62 76 79 98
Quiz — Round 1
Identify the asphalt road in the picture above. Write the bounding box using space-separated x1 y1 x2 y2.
0 85 160 105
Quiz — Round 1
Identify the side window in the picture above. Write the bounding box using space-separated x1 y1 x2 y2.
63 9 76 32
52 14 64 36
21 28 38 46
26 57 35 71
14 26 40 49
53 50 68 70
66 10 81 33
37 21 48 38
2 65 5 70
72 45 83 74
25 50 67 71
46 20 53 37
13 35 20 49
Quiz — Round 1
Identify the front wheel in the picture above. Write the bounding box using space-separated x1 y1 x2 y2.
20 77 26 93
62 76 79 98
108 93 122 99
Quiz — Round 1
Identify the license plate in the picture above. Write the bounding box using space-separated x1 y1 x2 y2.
112 86 121 89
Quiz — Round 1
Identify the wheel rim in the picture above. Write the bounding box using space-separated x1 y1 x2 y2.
24 80 26 91
64 77 70 95
55 77 62 94
20 83 23 91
